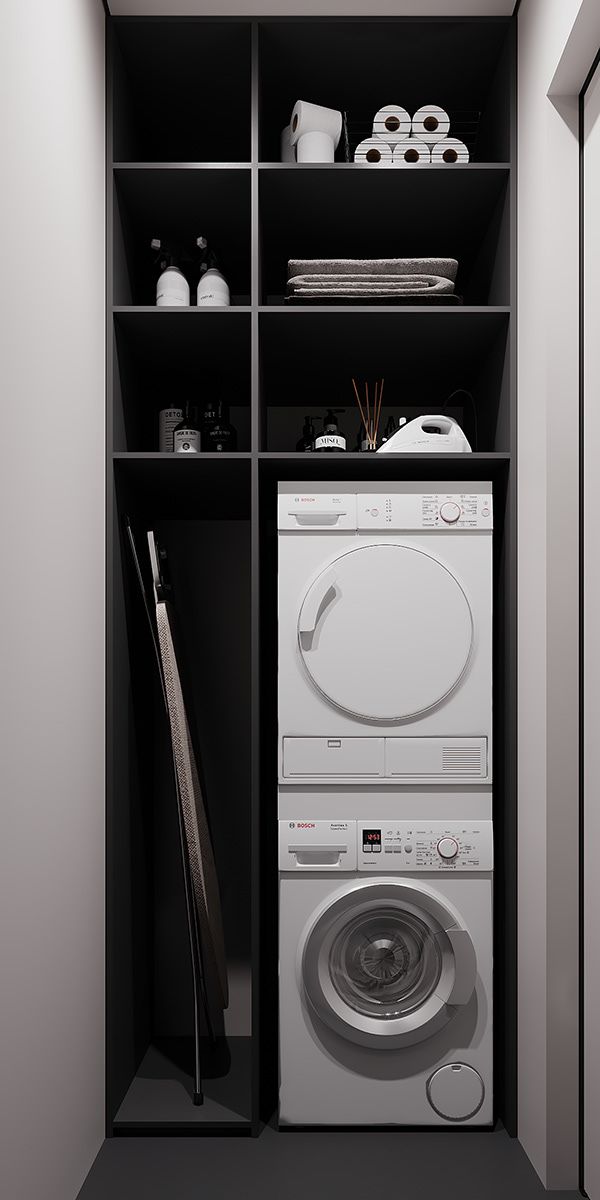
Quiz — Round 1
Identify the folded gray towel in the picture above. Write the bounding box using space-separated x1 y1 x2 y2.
287 257 459 283
287 273 455 295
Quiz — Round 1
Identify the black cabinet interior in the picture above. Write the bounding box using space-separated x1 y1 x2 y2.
107 14 515 1138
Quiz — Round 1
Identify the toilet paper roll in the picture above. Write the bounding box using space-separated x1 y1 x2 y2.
411 105 451 146
394 139 431 166
372 104 411 144
430 137 470 165
354 137 394 165
280 124 296 162
290 99 342 163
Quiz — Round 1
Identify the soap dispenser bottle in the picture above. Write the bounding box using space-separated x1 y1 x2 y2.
151 239 190 307
296 416 315 452
196 237 230 308
314 409 346 452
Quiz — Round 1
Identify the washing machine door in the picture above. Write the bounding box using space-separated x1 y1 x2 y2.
298 544 473 722
300 879 477 1049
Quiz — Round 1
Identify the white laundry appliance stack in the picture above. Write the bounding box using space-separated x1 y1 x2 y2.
277 482 494 1127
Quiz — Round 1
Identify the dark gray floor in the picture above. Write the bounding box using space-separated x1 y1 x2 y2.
78 1123 582 1200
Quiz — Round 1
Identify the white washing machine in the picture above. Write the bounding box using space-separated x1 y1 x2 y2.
279 816 493 1127
278 483 493 789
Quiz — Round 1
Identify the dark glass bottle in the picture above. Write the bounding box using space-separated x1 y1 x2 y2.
202 400 237 452
296 415 315 452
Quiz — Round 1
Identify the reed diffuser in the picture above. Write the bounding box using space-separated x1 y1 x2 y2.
352 378 385 451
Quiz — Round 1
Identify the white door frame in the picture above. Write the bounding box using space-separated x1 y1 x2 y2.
518 0 600 1189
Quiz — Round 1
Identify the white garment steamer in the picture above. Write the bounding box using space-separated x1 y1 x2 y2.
377 414 471 453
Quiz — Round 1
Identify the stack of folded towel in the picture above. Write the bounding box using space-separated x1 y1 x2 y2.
285 257 461 304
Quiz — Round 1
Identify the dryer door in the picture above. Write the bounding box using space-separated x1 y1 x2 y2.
300 879 476 1049
297 544 473 722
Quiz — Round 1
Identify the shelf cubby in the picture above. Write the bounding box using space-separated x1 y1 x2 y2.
258 18 512 163
112 19 252 164
113 310 251 452
109 458 252 1131
258 166 509 306
258 309 510 453
113 168 251 306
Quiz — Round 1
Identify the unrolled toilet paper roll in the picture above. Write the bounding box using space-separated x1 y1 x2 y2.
280 124 295 162
372 104 411 144
354 137 394 165
412 105 451 146
290 99 342 163
430 137 470 164
394 139 431 166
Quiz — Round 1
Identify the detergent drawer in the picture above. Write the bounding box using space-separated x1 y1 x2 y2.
282 737 384 778
385 737 488 780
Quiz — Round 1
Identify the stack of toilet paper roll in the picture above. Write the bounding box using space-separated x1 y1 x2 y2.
354 104 470 167
285 257 461 304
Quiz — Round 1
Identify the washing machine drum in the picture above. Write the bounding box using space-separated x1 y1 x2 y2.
298 544 473 722
300 880 477 1048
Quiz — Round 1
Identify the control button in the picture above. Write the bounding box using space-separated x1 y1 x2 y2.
371 507 379 517
437 837 459 860
384 847 393 853
482 507 490 517
440 501 461 524
373 845 381 853
404 845 413 854
393 847 402 853
363 844 372 853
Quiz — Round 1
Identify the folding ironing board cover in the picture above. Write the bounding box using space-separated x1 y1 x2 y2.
155 595 229 1025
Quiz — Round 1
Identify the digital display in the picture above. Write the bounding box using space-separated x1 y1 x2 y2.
363 829 381 845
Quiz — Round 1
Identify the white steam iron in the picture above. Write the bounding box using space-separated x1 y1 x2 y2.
377 414 471 453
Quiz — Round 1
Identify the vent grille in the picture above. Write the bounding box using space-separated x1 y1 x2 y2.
441 746 485 776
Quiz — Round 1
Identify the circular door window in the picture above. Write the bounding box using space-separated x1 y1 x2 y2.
301 881 475 1049
298 544 473 722
329 908 442 1020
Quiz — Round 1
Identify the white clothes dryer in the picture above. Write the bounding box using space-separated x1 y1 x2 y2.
278 483 493 788
279 817 493 1127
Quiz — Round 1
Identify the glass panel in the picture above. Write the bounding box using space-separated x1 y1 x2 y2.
329 907 442 1020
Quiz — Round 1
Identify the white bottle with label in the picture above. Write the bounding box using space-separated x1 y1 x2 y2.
314 410 346 452
197 266 230 308
174 406 201 453
159 407 184 453
157 265 189 307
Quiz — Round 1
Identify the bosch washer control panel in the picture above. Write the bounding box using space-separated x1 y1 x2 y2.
357 820 493 872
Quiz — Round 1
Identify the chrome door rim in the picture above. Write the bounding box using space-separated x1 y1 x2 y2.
300 880 475 1049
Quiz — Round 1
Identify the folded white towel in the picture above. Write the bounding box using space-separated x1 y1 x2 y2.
287 273 454 294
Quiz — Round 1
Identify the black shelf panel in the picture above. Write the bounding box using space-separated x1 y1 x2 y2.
258 451 510 483
113 1039 253 1131
112 19 252 163
259 163 511 171
259 167 509 306
114 455 251 520
259 308 510 453
113 310 251 452
113 168 251 306
258 18 512 163
114 163 252 170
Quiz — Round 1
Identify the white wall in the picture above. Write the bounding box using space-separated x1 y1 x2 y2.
0 2 106 1199
517 0 582 1188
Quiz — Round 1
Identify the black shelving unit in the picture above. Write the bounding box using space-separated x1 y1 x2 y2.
107 14 516 1139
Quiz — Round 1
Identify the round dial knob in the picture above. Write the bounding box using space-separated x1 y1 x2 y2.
437 837 459 860
440 502 461 524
